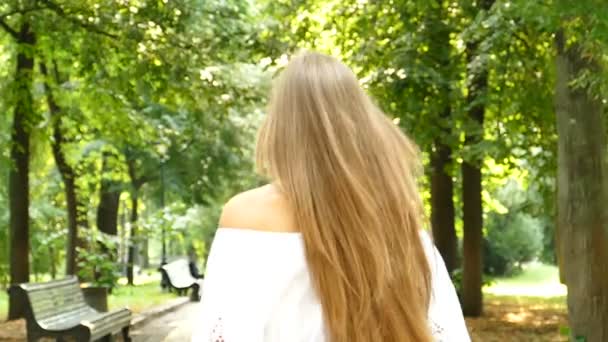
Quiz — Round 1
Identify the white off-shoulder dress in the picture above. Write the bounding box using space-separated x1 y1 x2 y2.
192 228 470 342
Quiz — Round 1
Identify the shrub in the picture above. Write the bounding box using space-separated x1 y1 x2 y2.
483 179 545 276
77 231 121 290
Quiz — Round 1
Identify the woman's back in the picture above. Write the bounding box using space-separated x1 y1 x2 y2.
195 51 469 341
193 185 470 342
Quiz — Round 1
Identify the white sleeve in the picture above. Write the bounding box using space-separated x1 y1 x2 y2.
421 232 471 342
191 231 266 342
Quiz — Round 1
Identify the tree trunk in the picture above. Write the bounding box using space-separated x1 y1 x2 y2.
8 21 35 321
125 152 147 284
96 151 121 288
461 0 493 317
126 194 138 286
40 61 87 276
430 110 457 275
97 151 121 236
141 236 150 269
425 4 458 275
119 200 127 273
97 189 120 235
48 245 56 280
555 30 608 341
462 159 483 316
63 172 86 276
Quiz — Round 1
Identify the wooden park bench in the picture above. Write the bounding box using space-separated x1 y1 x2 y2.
10 276 132 342
159 259 201 302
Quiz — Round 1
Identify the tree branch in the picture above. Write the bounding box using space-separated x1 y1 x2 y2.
126 155 147 190
40 60 75 180
513 31 531 51
0 6 47 20
39 0 119 39
0 18 18 39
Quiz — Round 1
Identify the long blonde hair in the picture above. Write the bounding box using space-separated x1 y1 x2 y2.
256 51 432 341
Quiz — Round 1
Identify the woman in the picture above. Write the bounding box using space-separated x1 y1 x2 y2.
194 52 470 342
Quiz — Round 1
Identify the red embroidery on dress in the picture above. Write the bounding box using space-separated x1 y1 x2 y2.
210 317 225 342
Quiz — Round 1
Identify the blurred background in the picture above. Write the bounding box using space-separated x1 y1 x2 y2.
1 0 607 341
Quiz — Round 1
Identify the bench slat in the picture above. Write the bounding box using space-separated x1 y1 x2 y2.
39 306 96 331
26 277 87 321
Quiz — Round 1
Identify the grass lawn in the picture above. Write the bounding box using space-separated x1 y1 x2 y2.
0 290 6 321
485 262 567 298
109 282 177 313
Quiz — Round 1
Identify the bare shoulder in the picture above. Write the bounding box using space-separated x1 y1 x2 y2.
219 184 298 233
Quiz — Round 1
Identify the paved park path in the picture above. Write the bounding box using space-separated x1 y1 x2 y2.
132 302 200 342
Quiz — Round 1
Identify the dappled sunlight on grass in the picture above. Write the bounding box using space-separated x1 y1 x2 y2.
485 294 566 310
466 297 568 342
467 263 568 341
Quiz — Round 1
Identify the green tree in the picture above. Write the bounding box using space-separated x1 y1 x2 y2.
555 19 608 342
0 1 37 320
2 0 267 318
39 60 89 276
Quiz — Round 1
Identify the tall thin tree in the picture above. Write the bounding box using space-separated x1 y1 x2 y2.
1 13 36 320
428 1 458 274
462 0 494 317
40 60 88 276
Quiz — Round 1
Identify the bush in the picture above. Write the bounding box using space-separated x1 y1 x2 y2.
77 231 121 290
484 209 544 276
0 264 8 289
483 179 545 276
